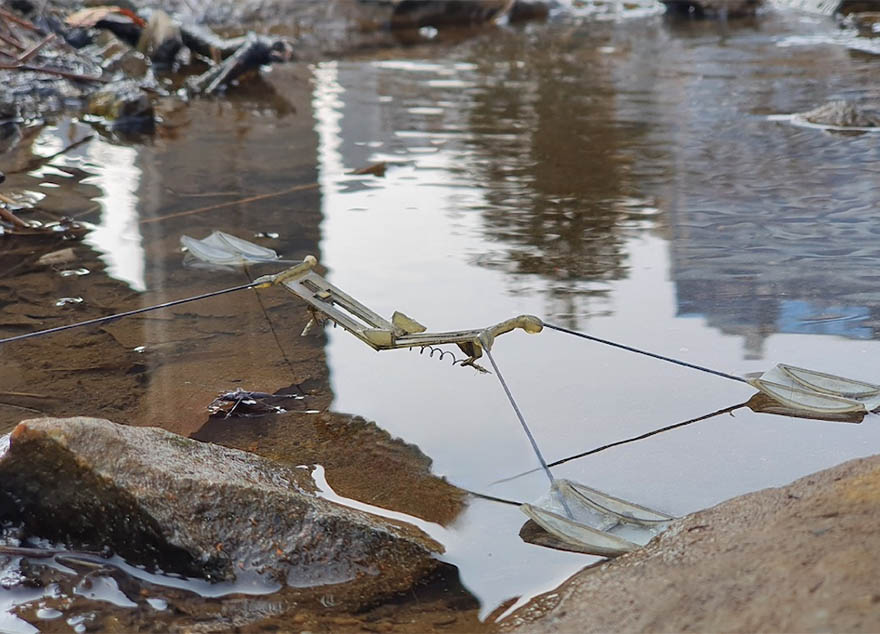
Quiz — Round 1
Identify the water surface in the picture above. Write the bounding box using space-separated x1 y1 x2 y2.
3 4 880 623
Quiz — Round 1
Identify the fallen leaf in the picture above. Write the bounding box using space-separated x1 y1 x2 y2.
66 6 146 28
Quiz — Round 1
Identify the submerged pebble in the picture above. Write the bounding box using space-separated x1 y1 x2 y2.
67 616 87 634
36 607 63 620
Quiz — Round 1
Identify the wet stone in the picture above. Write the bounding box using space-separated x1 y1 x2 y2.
0 417 441 600
85 79 156 132
797 100 880 128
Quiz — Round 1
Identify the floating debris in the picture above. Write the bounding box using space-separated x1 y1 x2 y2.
180 230 282 268
58 268 90 277
185 33 295 96
207 388 304 418
54 297 83 307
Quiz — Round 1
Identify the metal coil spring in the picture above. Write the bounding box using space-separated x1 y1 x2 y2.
411 344 464 366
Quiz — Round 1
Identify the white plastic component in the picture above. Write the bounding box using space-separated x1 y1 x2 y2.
180 231 279 267
749 364 880 414
521 480 674 557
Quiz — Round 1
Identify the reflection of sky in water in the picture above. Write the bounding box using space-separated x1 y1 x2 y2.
27 125 146 292
314 53 880 618
314 60 595 617
777 300 871 339
82 143 146 292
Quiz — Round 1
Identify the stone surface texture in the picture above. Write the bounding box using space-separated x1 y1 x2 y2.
0 417 440 598
799 100 880 127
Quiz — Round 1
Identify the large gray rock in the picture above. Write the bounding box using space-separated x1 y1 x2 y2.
0 417 441 598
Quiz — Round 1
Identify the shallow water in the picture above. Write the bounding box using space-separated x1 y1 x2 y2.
3 3 880 625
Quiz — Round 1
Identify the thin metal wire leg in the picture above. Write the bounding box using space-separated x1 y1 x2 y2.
483 347 555 485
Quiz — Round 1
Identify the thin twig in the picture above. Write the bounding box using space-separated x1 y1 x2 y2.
16 32 54 63
7 134 94 175
140 182 319 225
0 401 43 414
43 134 94 162
166 188 243 198
0 15 25 47
0 544 104 560
0 205 28 228
0 62 107 83
0 545 60 558
0 8 40 31
71 203 101 220
0 390 48 398
0 31 24 51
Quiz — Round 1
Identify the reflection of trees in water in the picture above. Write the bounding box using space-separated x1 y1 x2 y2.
459 32 648 312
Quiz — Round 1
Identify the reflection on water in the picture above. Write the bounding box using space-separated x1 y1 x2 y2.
316 9 880 615
23 123 147 292
312 464 588 621
82 142 146 292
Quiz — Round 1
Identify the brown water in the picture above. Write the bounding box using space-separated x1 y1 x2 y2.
3 4 880 628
